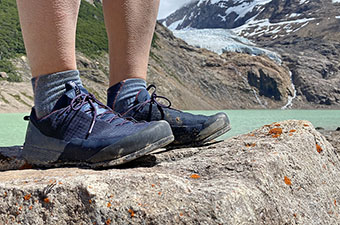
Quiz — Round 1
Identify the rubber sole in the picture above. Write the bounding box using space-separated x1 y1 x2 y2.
23 121 174 169
37 135 174 169
170 112 231 147
196 124 231 145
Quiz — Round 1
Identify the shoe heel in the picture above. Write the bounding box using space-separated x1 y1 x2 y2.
23 122 67 166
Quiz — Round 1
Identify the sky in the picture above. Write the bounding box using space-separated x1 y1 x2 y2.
158 0 193 19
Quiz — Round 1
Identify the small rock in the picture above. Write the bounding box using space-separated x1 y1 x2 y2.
0 72 8 79
336 127 340 131
315 127 325 130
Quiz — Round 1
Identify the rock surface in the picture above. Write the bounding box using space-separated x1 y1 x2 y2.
0 72 8 79
0 120 339 224
320 129 340 154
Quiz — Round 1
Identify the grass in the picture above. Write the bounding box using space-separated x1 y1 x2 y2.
0 0 110 81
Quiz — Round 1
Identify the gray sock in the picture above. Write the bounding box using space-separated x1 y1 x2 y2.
107 78 147 113
31 70 82 118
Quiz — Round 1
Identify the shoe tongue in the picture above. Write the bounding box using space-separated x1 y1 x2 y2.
53 81 88 110
65 81 88 98
135 89 150 103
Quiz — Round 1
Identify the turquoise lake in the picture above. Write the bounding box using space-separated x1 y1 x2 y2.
1 110 340 147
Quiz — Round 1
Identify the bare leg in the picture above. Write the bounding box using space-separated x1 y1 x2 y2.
103 0 160 86
16 0 80 77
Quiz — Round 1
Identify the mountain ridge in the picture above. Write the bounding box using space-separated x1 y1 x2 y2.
161 0 340 108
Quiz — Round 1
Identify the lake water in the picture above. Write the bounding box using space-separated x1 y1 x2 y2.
1 110 340 147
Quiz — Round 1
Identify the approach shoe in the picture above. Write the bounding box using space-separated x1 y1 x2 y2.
23 82 174 168
112 85 231 146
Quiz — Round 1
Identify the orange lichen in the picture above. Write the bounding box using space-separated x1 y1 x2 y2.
316 144 323 153
274 124 281 127
190 174 200 179
58 181 63 185
269 128 282 135
289 129 296 133
89 200 92 204
151 184 155 188
158 192 162 195
29 205 33 210
179 213 184 217
105 219 111 225
245 143 256 147
107 202 112 208
272 134 280 138
284 176 292 186
249 133 255 137
128 209 135 217
43 198 50 203
24 194 31 201
4 192 7 197
335 200 337 206
293 213 297 218
289 133 293 136
303 124 309 127
18 206 22 211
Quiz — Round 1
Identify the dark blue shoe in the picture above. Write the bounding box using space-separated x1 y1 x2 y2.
112 85 231 146
23 82 174 168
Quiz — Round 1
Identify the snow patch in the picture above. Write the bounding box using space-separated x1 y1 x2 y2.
232 17 315 38
168 16 186 30
299 0 309 4
289 13 301 18
172 28 281 63
224 0 272 21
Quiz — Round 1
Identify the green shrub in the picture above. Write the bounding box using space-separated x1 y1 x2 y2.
0 0 109 82
76 0 108 57
0 0 26 60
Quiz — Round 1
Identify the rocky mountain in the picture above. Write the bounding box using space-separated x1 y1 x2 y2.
161 0 272 30
161 0 340 108
1 23 296 112
161 0 340 37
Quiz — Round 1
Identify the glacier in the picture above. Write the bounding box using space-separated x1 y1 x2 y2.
172 28 282 64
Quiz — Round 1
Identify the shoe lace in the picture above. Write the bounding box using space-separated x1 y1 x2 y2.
121 84 174 119
67 93 129 138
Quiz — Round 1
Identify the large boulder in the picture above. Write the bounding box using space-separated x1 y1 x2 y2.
0 120 339 224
